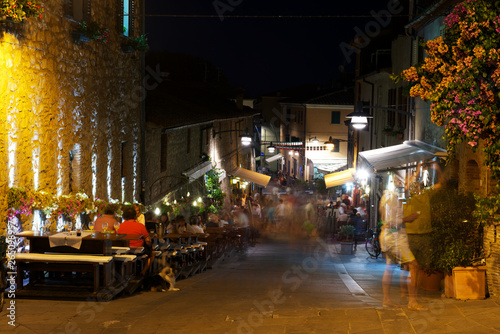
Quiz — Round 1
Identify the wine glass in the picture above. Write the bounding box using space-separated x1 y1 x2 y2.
102 222 108 233
89 222 95 232
63 223 68 232
114 222 120 233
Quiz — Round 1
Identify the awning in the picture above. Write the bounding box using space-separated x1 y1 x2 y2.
358 140 446 172
324 168 356 188
231 167 271 187
265 153 283 163
182 161 212 182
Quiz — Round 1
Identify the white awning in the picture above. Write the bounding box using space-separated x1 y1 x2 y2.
324 168 356 189
182 161 212 182
358 140 446 172
231 167 271 187
265 153 283 163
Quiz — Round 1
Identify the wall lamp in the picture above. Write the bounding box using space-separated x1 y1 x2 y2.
267 142 276 153
308 136 319 146
213 127 252 146
324 136 336 150
324 137 351 151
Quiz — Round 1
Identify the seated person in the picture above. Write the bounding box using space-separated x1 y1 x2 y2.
94 206 118 232
117 206 151 249
166 216 177 234
175 215 188 234
206 213 220 227
188 216 205 233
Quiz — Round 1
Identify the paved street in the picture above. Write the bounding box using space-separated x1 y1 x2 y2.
4 234 500 334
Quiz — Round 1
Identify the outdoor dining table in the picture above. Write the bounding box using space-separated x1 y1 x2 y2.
14 231 143 295
18 231 140 255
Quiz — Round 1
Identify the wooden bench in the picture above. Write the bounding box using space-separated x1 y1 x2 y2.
113 254 137 281
15 253 113 293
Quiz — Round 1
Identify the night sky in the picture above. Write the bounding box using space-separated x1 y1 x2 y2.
145 0 406 96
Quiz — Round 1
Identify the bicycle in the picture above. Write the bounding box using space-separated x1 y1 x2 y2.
365 227 381 258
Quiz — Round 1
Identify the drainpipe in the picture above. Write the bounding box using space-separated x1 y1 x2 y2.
362 78 375 150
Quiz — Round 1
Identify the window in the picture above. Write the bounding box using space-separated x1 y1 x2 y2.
65 0 91 21
331 111 341 124
160 133 168 172
119 0 135 35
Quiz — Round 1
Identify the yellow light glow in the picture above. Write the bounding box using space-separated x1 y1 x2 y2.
155 207 160 215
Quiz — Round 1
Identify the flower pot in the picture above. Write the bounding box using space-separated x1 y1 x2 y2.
340 241 354 255
72 31 92 44
121 44 135 53
418 270 444 291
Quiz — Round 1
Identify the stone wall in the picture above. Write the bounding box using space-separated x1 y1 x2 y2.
145 117 256 214
0 0 144 232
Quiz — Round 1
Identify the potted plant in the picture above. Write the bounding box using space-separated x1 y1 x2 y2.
393 127 404 140
0 0 44 22
428 184 485 299
73 20 110 44
339 224 355 255
121 34 149 53
382 126 393 136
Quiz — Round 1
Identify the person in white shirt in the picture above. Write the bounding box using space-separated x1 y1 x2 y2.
134 203 145 225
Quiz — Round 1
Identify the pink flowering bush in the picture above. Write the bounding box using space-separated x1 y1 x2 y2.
394 0 500 182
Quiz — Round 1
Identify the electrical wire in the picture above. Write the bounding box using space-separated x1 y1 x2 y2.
145 14 412 19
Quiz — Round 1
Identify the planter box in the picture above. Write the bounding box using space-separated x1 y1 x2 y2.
445 266 486 300
72 31 92 44
121 44 135 53
340 241 354 255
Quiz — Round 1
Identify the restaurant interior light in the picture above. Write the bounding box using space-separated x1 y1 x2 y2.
289 151 293 156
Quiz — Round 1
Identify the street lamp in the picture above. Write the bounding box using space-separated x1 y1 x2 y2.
267 142 276 153
346 101 373 129
213 127 252 146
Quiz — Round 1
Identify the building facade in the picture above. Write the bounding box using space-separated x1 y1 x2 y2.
1 0 146 232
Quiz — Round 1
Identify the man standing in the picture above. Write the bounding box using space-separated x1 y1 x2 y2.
379 189 428 311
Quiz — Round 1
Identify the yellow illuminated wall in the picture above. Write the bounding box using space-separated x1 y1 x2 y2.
0 1 143 233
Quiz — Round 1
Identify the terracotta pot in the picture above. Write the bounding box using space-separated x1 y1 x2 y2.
418 270 444 291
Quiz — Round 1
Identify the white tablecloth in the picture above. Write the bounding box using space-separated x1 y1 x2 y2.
48 232 92 249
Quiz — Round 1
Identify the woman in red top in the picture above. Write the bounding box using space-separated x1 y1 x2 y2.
117 207 151 248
